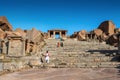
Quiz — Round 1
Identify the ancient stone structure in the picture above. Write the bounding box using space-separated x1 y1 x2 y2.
41 39 120 68
0 31 25 56
15 28 26 38
115 28 120 34
0 16 13 31
0 28 5 39
25 28 45 55
70 30 87 41
98 20 116 36
48 29 67 39
77 30 87 41
0 16 120 74
7 36 25 56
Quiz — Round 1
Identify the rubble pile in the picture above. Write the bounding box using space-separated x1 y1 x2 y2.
70 20 120 47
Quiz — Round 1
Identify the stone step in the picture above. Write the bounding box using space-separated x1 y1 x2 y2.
50 57 114 63
42 39 119 68
52 62 120 68
48 53 108 57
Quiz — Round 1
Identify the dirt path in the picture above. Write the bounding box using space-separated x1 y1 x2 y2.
0 68 120 80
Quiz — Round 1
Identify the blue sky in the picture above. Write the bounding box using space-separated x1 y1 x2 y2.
0 0 120 35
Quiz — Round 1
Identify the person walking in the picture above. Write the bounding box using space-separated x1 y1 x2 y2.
45 50 50 63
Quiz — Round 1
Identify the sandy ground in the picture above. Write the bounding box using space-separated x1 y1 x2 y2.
0 68 120 80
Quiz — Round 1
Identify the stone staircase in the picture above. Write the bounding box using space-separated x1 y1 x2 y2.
41 39 120 68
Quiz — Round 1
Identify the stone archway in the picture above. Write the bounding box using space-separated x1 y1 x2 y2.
48 29 67 39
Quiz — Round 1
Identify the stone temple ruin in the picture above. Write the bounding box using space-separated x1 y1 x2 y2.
0 16 120 74
47 29 67 39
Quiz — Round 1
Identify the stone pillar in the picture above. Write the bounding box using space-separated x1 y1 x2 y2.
90 34 92 40
48 31 50 38
2 42 7 54
26 42 30 53
7 40 11 55
32 44 37 54
59 31 62 38
22 39 25 56
53 31 55 39
0 62 3 71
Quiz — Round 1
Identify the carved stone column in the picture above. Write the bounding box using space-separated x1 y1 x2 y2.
2 41 7 54
53 31 55 39
59 31 62 38
22 39 25 56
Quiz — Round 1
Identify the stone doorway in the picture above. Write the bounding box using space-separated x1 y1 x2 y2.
55 33 60 39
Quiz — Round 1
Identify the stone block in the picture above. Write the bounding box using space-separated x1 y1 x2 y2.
75 63 86 68
3 63 13 71
0 62 3 71
8 39 25 57
0 54 5 59
29 59 41 66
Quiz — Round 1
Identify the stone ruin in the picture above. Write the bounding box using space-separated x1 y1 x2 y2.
0 16 120 74
70 20 120 46
0 17 45 73
0 16 13 31
0 26 45 57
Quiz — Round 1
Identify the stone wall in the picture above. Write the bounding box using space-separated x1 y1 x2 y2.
0 63 3 71
8 39 25 56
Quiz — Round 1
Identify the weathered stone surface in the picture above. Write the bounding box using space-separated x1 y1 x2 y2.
0 54 5 59
93 29 103 36
98 20 116 36
15 28 26 38
106 34 118 46
0 63 3 71
115 28 120 33
29 59 41 66
7 36 25 56
26 28 44 43
101 33 109 41
41 39 120 68
25 28 45 54
0 28 5 39
77 30 87 41
6 31 22 37
8 39 25 56
0 16 13 31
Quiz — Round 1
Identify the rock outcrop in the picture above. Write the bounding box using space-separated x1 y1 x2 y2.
0 16 13 31
93 29 103 37
77 30 87 41
98 20 116 36
15 28 26 38
0 28 5 39
25 28 45 54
